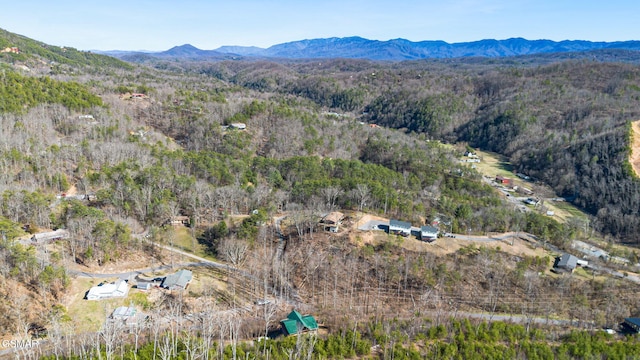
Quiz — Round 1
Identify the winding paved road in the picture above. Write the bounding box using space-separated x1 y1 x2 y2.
69 241 230 279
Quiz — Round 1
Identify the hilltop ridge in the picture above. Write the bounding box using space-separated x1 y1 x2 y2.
101 36 640 61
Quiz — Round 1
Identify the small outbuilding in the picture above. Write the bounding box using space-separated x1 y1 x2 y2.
496 175 512 186
280 310 318 336
389 219 412 237
136 280 159 291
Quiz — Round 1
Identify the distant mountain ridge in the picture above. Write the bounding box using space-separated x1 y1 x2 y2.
104 36 640 61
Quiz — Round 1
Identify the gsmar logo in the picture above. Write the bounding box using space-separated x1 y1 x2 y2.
1 339 40 349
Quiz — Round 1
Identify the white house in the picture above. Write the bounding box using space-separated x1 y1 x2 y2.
86 279 129 300
389 219 412 237
420 225 439 242
31 229 70 244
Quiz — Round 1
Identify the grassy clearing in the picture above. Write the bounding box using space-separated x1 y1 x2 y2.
65 278 135 332
470 150 590 224
167 226 218 261
552 201 589 219
541 202 575 223
473 150 515 179
187 268 230 296
171 226 199 251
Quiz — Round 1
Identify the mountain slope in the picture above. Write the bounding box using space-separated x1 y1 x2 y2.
258 37 640 59
0 28 132 69
107 37 640 61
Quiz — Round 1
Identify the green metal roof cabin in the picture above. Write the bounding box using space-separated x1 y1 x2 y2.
280 310 318 335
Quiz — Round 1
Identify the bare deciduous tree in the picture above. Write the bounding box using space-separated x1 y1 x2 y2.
321 186 343 211
352 184 371 212
218 236 249 267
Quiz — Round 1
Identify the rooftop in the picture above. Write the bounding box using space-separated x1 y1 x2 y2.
389 219 412 230
322 211 344 225
111 306 136 319
556 253 578 270
86 279 129 300
162 269 193 290
420 225 438 234
281 310 318 335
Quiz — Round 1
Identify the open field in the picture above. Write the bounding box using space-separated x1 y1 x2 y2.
473 150 515 180
167 226 218 262
471 149 589 223
64 278 135 332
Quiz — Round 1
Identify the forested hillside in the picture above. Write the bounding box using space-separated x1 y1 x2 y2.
0 28 131 70
2 29 640 359
186 58 640 242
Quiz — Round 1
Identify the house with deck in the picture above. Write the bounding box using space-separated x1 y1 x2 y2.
623 318 640 333
320 211 344 232
389 219 412 237
420 225 439 242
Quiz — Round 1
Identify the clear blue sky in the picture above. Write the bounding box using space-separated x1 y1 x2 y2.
1 0 638 51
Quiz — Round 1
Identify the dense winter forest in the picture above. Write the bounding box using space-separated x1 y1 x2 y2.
193 58 640 241
2 28 640 359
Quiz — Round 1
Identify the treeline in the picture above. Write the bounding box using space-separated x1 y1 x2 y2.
0 69 103 113
38 319 640 360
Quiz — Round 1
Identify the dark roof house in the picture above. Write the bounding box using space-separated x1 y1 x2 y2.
280 310 318 336
161 269 193 290
389 219 412 237
623 318 640 333
553 254 578 273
